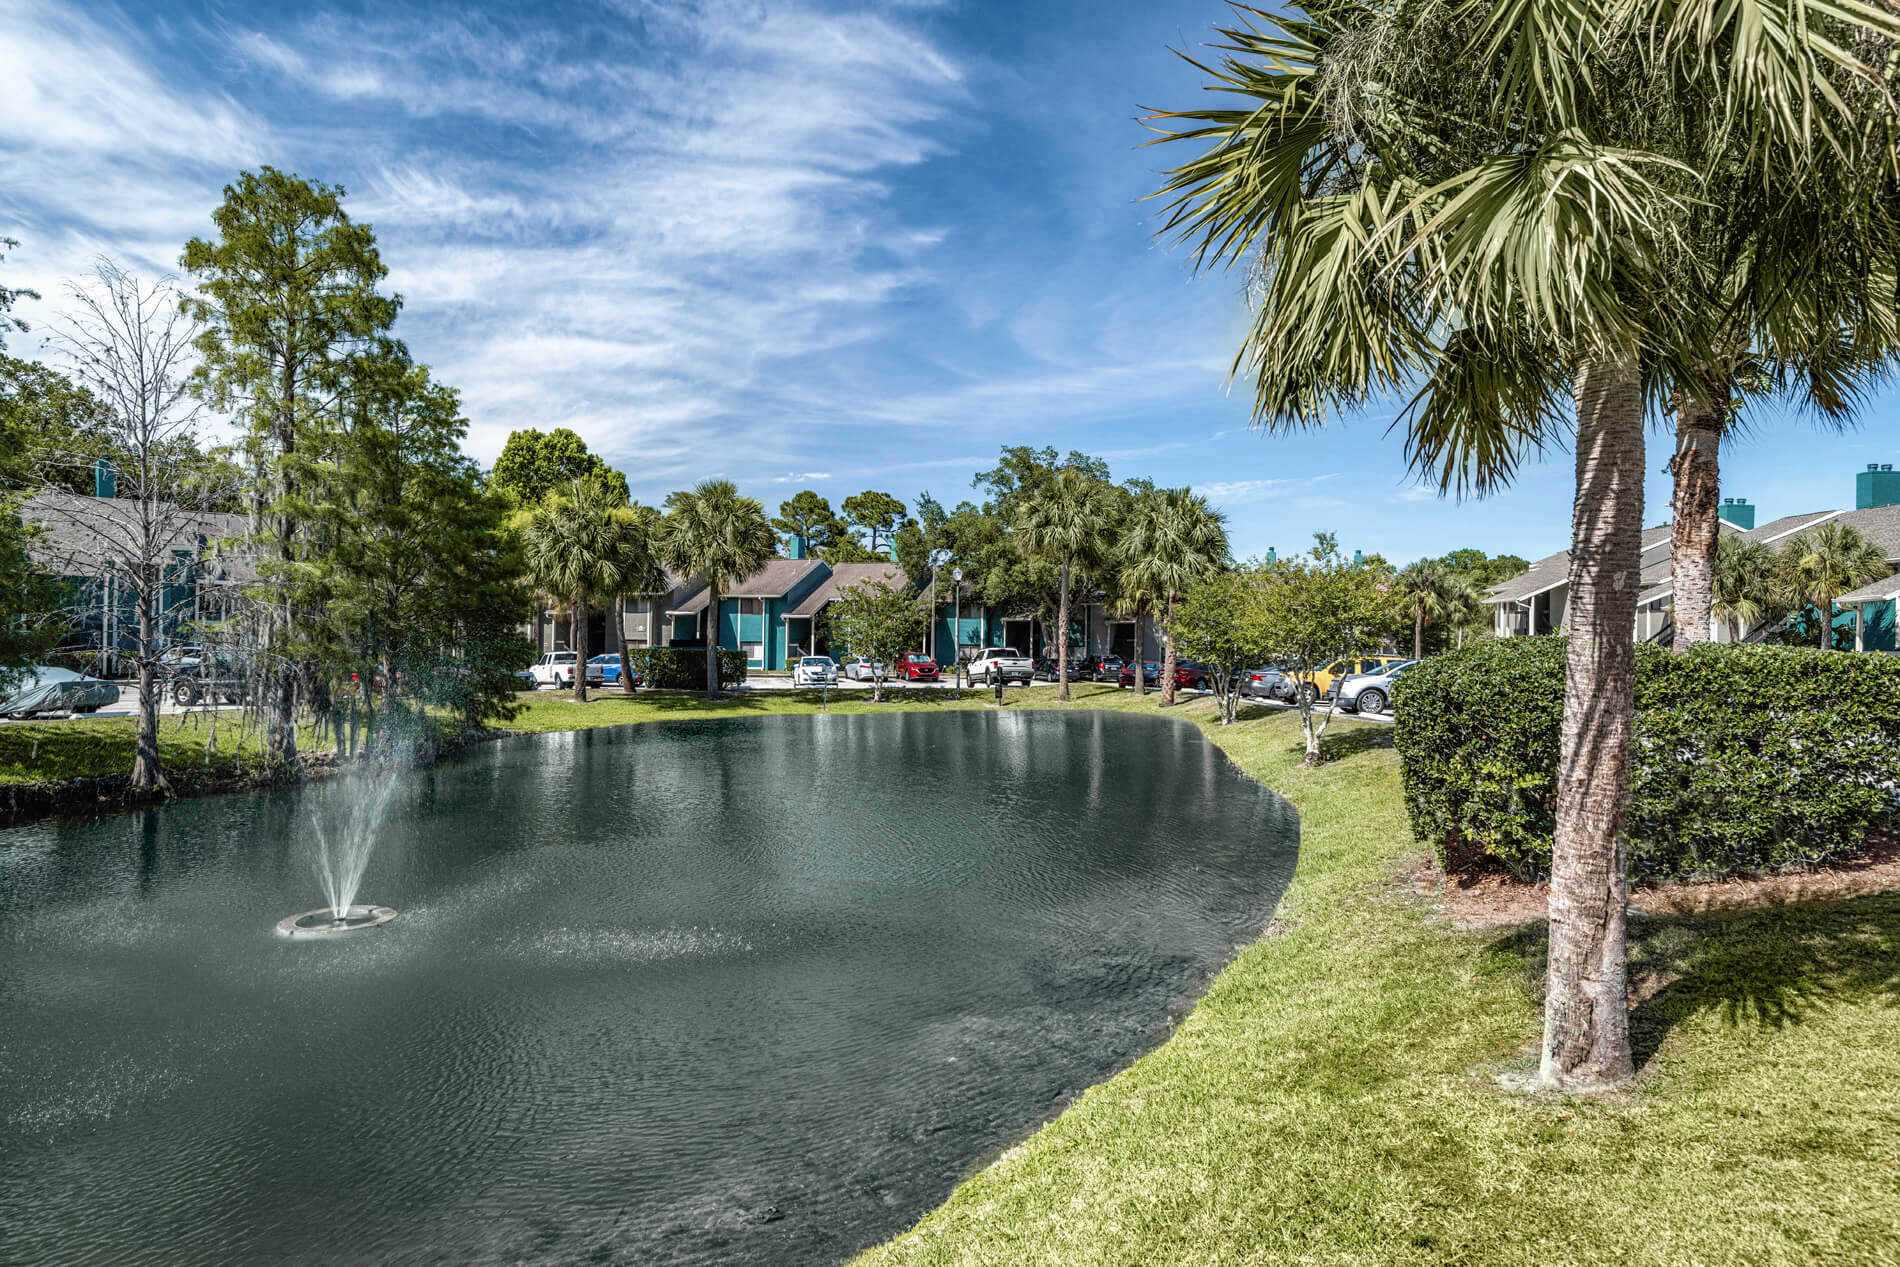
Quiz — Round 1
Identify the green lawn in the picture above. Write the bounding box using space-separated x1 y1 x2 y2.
0 712 275 784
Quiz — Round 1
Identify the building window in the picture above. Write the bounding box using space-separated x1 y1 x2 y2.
742 641 763 665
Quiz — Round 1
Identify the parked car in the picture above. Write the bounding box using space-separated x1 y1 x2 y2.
792 656 838 687
838 655 883 682
1240 666 1297 702
1094 654 1125 682
169 652 249 707
1301 654 1411 705
1117 659 1163 688
157 644 205 677
1329 660 1416 714
1 665 121 718
527 651 602 689
1035 654 1098 681
586 653 642 687
968 647 1034 685
898 653 940 681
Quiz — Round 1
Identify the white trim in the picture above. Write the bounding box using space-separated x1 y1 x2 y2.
1487 574 1568 605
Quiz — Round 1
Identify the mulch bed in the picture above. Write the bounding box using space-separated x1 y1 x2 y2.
1408 833 1900 930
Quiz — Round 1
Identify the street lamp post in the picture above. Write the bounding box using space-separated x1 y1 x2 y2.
952 567 963 700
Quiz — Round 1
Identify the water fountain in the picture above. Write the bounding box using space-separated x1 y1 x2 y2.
277 767 404 938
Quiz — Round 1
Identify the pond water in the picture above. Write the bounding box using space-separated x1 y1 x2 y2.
0 710 1297 1265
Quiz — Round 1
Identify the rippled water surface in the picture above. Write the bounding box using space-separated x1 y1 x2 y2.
0 710 1296 1265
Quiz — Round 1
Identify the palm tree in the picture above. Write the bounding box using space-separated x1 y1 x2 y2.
1783 523 1891 650
1710 536 1781 644
1141 489 1229 707
1015 468 1118 702
605 502 667 695
520 478 629 703
659 479 776 700
1394 561 1469 659
1116 489 1171 693
1151 0 1900 1091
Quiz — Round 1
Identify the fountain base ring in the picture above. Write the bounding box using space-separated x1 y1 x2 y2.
276 905 398 938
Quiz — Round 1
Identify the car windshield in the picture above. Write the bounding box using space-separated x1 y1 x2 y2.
800 658 829 667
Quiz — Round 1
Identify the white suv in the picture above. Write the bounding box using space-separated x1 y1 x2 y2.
792 656 838 686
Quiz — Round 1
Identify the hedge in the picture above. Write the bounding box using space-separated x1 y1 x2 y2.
623 646 749 691
1393 637 1900 881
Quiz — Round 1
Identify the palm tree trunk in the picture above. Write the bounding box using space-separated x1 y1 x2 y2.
1819 600 1834 649
1414 609 1425 661
613 597 635 694
1056 559 1072 703
1160 595 1179 707
1133 606 1146 693
704 586 721 700
1540 353 1641 1093
1669 389 1723 650
572 595 590 703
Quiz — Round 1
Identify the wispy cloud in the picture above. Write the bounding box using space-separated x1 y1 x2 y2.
768 471 832 484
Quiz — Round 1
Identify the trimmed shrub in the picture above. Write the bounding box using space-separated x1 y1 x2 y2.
624 646 749 691
1394 637 1900 880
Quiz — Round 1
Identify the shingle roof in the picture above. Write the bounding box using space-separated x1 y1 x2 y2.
666 557 825 613
1839 569 1900 605
1487 550 1570 604
784 562 906 618
18 489 255 583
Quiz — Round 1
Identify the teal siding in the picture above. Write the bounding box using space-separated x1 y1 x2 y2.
1862 600 1897 652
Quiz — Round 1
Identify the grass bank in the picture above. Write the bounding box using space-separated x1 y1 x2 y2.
0 712 271 784
844 689 1900 1267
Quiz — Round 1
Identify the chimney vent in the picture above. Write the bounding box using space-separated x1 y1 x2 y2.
1858 464 1900 510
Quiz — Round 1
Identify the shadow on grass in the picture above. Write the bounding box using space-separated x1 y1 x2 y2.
1481 892 1900 1071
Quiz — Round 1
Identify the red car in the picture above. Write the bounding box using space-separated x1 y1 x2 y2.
898 653 940 681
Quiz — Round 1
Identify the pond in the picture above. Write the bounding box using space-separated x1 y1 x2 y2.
0 709 1297 1265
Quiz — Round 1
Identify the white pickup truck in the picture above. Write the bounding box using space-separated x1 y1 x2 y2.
528 651 603 689
967 647 1034 686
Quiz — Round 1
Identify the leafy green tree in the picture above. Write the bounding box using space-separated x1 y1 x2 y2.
841 490 907 556
826 577 927 702
0 245 55 688
1438 548 1529 591
1015 466 1119 701
490 427 628 508
1169 568 1263 725
301 349 528 742
1254 540 1396 766
771 490 842 552
658 479 775 700
183 167 400 764
519 478 633 703
1153 0 1900 1093
1782 522 1890 650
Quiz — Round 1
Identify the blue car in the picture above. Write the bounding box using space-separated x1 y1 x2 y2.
586 654 642 687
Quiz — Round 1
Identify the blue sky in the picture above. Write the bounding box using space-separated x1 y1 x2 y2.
3 0 1896 564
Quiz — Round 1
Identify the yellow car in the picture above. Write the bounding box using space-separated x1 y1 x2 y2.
1301 655 1411 704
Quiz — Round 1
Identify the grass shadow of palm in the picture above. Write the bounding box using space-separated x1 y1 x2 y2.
1481 892 1900 1071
